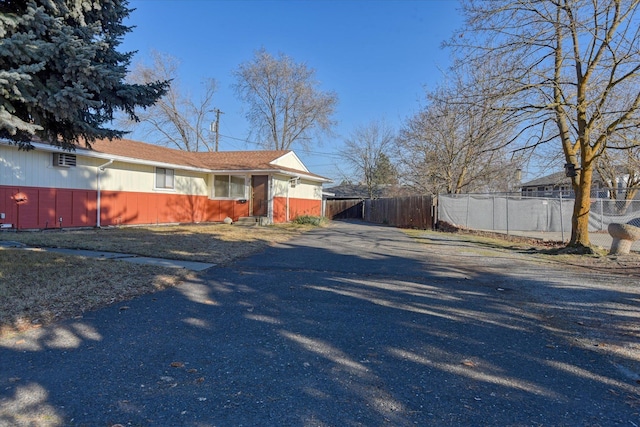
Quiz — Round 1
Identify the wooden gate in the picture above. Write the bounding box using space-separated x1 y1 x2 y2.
325 199 363 220
325 196 436 229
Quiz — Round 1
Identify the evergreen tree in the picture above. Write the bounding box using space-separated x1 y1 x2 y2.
372 153 398 187
0 0 168 150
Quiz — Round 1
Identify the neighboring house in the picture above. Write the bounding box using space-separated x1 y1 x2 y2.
0 138 330 230
520 169 634 199
520 172 575 198
324 183 417 200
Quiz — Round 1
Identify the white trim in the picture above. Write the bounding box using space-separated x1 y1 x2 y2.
269 151 310 173
268 175 274 223
154 167 176 190
211 168 330 183
1 139 331 183
4 140 212 173
211 173 247 199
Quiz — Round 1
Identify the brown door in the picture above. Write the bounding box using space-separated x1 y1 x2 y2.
251 175 268 217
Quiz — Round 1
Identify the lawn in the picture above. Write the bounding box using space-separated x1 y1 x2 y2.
0 222 320 336
0 222 317 263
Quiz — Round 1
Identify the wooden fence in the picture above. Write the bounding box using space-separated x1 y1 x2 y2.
325 196 435 229
324 199 363 220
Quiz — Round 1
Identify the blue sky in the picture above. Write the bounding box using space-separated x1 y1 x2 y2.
120 0 464 183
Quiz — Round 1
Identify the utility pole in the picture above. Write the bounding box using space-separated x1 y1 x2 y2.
213 108 223 152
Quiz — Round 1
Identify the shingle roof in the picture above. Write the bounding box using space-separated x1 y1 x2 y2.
521 169 610 187
194 150 291 170
324 183 417 198
80 138 329 181
86 138 288 170
521 171 569 187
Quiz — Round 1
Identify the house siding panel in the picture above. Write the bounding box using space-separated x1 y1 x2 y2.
0 186 254 229
0 187 19 226
35 188 57 228
71 190 96 227
270 152 308 172
136 193 152 224
0 145 209 196
290 198 321 218
56 190 73 227
4 147 98 190
20 187 42 228
272 197 321 223
2 140 325 229
272 176 321 200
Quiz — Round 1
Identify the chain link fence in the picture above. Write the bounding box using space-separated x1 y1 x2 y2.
438 192 640 252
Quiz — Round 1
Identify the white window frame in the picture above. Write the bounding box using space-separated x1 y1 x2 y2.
155 167 175 190
213 174 246 199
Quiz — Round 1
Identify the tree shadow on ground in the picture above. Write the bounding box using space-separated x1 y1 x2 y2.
1 221 639 426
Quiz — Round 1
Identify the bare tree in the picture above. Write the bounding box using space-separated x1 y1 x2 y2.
596 147 640 210
449 0 640 250
122 51 218 152
396 69 520 196
233 48 338 151
340 120 397 199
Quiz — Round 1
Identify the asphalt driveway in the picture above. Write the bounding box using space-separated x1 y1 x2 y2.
1 220 639 426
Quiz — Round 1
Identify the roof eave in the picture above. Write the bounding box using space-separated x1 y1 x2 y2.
210 168 332 183
10 140 213 173
2 139 332 181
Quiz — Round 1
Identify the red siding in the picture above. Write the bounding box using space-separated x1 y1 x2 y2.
273 197 321 223
0 186 97 229
0 187 19 228
0 185 315 229
71 190 96 226
56 190 73 227
39 188 57 228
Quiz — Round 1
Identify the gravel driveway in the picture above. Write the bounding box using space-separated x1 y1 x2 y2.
1 220 639 426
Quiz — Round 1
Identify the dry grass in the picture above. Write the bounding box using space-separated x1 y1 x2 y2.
0 249 191 336
0 223 318 336
0 223 316 264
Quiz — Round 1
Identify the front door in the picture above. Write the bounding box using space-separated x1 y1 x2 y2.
251 175 268 217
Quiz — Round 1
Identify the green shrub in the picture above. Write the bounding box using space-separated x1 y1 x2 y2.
293 215 327 226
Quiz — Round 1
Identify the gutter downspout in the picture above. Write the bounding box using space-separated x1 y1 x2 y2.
96 159 114 227
268 175 275 224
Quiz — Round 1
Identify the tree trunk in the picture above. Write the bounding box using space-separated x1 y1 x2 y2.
569 165 593 247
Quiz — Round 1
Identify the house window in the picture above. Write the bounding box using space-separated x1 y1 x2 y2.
560 185 572 197
213 175 245 198
53 153 76 167
156 168 175 189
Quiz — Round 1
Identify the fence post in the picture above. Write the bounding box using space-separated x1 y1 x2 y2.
466 194 470 228
492 195 495 231
506 195 510 235
432 196 437 230
559 193 564 242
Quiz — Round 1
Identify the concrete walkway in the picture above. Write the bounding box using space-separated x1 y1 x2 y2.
0 221 638 426
0 241 215 271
